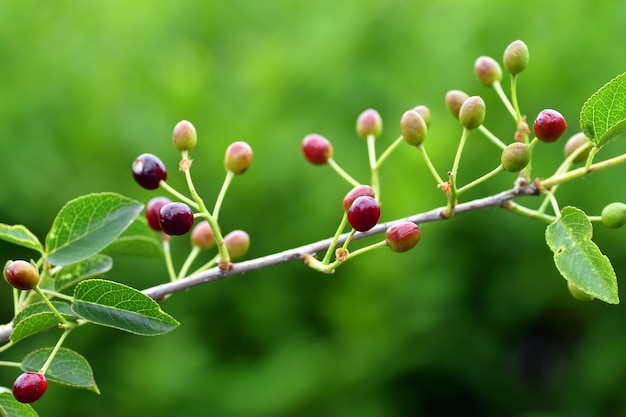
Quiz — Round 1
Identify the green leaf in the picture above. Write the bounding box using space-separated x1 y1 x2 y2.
0 392 38 417
45 193 143 266
21 347 99 394
101 216 162 257
11 302 79 344
0 224 43 255
54 254 113 293
545 206 619 304
580 72 626 147
72 279 179 336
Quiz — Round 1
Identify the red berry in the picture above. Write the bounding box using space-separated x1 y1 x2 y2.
190 221 215 250
533 109 567 143
132 153 167 190
12 372 48 403
5 260 40 290
385 222 421 253
146 197 172 231
302 134 333 165
347 196 380 232
356 109 383 139
223 230 250 261
342 185 376 212
159 202 194 236
224 141 253 174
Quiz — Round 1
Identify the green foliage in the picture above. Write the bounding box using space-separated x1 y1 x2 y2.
0 392 37 417
0 225 43 255
581 72 626 147
11 302 78 344
22 348 99 393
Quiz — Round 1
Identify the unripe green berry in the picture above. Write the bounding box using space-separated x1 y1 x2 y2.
503 40 529 75
567 281 594 301
385 222 421 253
474 56 502 87
172 120 197 152
501 142 530 172
224 141 253 174
190 221 215 250
223 230 250 261
459 96 486 129
356 108 382 139
601 202 626 229
445 90 470 119
5 260 40 290
564 132 591 163
400 110 428 146
413 105 431 127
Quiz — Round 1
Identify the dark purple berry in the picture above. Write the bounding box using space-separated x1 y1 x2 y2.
347 196 380 232
533 109 567 143
159 202 194 236
12 372 48 403
191 221 215 250
146 196 172 231
385 222 421 253
302 134 333 165
5 260 40 290
342 185 376 212
132 153 167 190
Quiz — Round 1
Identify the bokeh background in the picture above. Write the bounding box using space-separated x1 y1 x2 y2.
2 0 626 416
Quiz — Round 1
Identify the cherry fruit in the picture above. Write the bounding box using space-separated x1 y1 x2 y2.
146 196 172 231
5 260 40 290
132 153 167 190
601 202 626 229
172 120 197 152
501 142 530 172
302 134 333 165
224 230 250 261
224 141 253 174
12 372 48 403
159 202 194 236
385 222 421 253
356 108 382 139
459 96 486 129
533 109 567 143
342 185 376 212
347 196 380 232
191 221 215 250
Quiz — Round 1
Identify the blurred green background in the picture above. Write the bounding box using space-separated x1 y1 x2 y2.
2 0 626 416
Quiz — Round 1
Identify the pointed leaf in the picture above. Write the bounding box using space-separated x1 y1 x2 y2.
0 392 38 417
546 206 618 304
45 193 143 266
54 254 113 292
72 279 178 336
11 302 79 344
580 72 626 147
21 347 99 394
101 216 162 257
0 224 43 255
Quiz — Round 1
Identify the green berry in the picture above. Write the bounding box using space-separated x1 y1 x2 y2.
501 142 530 172
474 56 502 87
12 372 48 403
503 40 529 75
385 222 421 253
445 90 470 119
224 141 253 174
564 132 591 163
224 230 250 261
172 120 198 152
400 110 428 146
601 202 626 229
533 109 567 143
412 105 431 127
459 96 486 129
5 260 40 290
356 109 382 139
567 281 594 301
302 134 333 165
191 221 215 250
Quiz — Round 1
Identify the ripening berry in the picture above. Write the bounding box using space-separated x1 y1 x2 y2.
347 196 380 232
601 202 626 229
474 56 502 87
501 142 530 172
564 132 592 163
159 202 195 236
190 221 215 250
5 260 40 290
533 109 567 143
146 196 172 231
385 222 421 253
224 141 253 174
413 105 431 127
302 134 333 165
224 230 250 261
132 153 167 190
459 96 486 129
503 40 529 75
172 120 198 152
342 185 376 212
445 90 470 119
12 372 48 403
400 110 428 146
356 109 382 139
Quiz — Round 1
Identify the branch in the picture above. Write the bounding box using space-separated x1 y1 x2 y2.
0 183 537 343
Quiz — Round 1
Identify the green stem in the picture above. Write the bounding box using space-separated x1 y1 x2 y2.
213 170 235 222
39 328 72 375
510 74 523 123
190 254 219 276
325 239 387 271
0 360 21 368
178 246 201 279
478 125 507 149
541 151 626 189
492 80 517 121
162 238 177 282
321 214 349 265
327 158 360 187
457 165 504 195
417 144 445 185
40 289 74 302
503 201 557 224
375 135 404 168
367 134 380 199
33 286 72 328
158 181 199 210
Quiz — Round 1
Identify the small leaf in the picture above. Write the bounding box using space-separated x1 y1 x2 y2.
21 347 99 394
45 193 143 266
11 302 79 344
72 279 179 336
0 392 38 417
580 72 626 147
546 206 619 304
101 216 162 257
54 254 113 293
0 224 43 255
